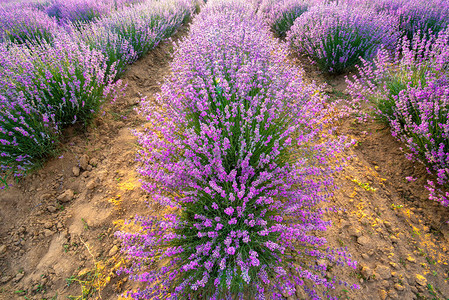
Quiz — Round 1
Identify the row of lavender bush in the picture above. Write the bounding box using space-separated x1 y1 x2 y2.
287 2 399 74
260 0 449 209
326 1 449 209
255 0 449 74
0 0 195 78
1 0 147 34
0 35 118 182
347 29 449 207
0 0 195 183
116 0 357 299
76 0 195 79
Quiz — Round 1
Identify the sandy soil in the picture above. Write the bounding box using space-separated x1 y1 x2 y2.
0 28 449 300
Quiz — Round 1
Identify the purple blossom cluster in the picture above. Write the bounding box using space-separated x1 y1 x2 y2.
0 0 196 180
0 36 117 125
287 2 399 74
0 92 58 182
0 6 58 45
44 0 112 27
339 0 449 40
48 0 196 30
0 35 117 180
374 0 449 40
93 0 195 58
116 0 357 299
346 28 449 207
73 23 138 80
257 0 309 37
0 0 192 48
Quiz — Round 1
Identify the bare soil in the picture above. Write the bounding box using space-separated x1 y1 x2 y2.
1 30 449 300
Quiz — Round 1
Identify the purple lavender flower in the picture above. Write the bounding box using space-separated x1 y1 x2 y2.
287 2 399 74
379 0 449 40
346 27 449 206
224 207 234 216
0 90 58 180
339 0 449 40
0 6 58 45
72 22 138 79
116 0 357 299
258 0 309 37
96 0 195 58
226 246 236 255
0 35 118 126
45 0 111 28
0 29 120 181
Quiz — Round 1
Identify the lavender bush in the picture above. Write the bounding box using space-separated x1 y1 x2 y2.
45 0 111 28
74 23 138 79
287 2 399 74
0 6 58 45
0 0 53 12
110 0 147 10
0 37 117 127
258 0 309 37
346 28 449 206
342 0 449 40
97 0 194 58
0 93 58 183
76 0 196 79
0 43 58 182
0 0 196 182
116 0 357 299
388 0 449 40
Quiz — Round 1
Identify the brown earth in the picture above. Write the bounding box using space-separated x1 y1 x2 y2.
1 28 449 300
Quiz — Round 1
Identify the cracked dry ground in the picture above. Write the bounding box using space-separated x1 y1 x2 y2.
1 32 449 300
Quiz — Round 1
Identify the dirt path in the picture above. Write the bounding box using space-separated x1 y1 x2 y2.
323 117 449 300
1 27 449 300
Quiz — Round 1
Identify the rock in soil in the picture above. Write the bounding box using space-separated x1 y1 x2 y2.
109 245 119 256
13 272 24 282
57 189 74 203
79 154 89 170
73 166 80 177
47 205 57 213
415 274 427 286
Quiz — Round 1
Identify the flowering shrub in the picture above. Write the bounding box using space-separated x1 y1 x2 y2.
0 37 117 127
0 93 58 183
110 0 147 10
0 0 53 12
342 0 449 40
76 0 196 79
116 0 357 299
0 6 58 45
0 0 196 182
74 23 138 79
258 0 309 37
0 43 58 182
346 28 449 206
45 0 111 28
97 0 194 58
287 2 399 74
389 0 449 40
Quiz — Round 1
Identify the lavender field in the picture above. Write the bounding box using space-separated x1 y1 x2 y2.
0 0 449 299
